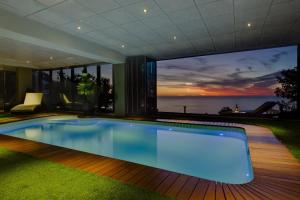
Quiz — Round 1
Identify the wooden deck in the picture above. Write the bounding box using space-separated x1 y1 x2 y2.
0 116 300 200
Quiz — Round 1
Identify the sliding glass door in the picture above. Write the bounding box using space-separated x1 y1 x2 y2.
32 63 114 113
0 70 17 111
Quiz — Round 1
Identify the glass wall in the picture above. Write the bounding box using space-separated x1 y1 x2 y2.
0 71 3 111
100 64 113 112
157 46 298 115
32 64 114 113
0 70 17 111
40 70 51 107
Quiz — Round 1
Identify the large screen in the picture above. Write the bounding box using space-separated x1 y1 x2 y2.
157 46 297 114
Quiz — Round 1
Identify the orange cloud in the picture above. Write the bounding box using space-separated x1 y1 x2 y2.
157 85 276 96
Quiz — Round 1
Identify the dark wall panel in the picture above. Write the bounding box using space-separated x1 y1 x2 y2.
125 56 157 115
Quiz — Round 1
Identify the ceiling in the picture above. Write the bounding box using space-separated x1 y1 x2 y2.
0 0 300 66
0 36 97 68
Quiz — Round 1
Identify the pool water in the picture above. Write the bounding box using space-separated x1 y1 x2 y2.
0 117 253 184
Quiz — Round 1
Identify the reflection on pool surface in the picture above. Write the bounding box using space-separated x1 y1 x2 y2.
0 117 253 184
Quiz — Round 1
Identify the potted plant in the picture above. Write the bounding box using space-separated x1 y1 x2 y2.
76 72 96 113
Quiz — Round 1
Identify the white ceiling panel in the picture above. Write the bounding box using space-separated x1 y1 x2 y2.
102 7 137 25
265 12 298 26
35 0 65 7
120 20 149 33
167 6 201 25
82 14 116 29
141 14 173 29
184 29 210 40
213 33 235 50
235 18 264 31
235 0 272 10
155 0 195 13
47 0 94 21
101 26 131 39
269 1 300 16
75 0 120 14
28 9 72 27
190 37 215 51
114 0 142 6
0 0 46 16
205 14 234 36
56 21 94 35
198 0 234 17
124 0 163 19
235 7 268 22
176 19 207 33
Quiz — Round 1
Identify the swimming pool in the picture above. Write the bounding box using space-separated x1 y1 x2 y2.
0 117 253 184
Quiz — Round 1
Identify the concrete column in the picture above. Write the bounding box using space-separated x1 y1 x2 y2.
16 67 32 103
113 63 126 116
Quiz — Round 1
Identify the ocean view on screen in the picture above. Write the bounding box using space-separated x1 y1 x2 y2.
157 46 297 114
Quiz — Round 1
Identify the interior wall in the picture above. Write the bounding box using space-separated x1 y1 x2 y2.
16 67 32 103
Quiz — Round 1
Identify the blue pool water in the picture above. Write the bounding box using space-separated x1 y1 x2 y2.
0 117 253 184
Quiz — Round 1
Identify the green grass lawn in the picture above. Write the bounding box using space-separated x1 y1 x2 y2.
0 113 11 118
0 147 171 200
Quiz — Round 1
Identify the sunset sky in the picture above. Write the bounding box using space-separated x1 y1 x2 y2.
157 46 297 97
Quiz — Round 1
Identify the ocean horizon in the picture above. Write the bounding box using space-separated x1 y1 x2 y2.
157 96 280 114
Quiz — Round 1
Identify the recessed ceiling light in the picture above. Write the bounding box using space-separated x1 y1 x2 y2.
26 60 30 64
49 56 53 60
247 23 252 28
143 9 148 14
77 26 81 30
173 36 177 40
121 44 125 48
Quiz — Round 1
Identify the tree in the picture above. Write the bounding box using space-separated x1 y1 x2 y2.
99 77 113 111
76 73 96 112
275 66 298 111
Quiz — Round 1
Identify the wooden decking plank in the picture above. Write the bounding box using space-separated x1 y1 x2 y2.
126 166 154 184
165 175 189 197
203 182 215 200
260 178 300 195
189 179 209 200
47 150 79 162
35 148 66 158
142 170 170 191
135 168 162 187
118 165 146 182
110 162 137 179
70 155 102 169
155 172 180 194
227 185 246 200
248 182 290 200
222 184 236 200
94 159 125 175
176 177 199 200
72 155 105 169
242 184 273 200
255 181 300 200
96 159 126 176
64 153 99 168
215 183 225 200
81 157 111 172
231 184 259 200
29 146 60 157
